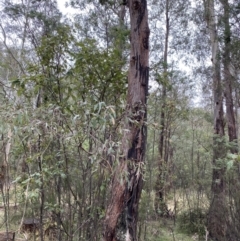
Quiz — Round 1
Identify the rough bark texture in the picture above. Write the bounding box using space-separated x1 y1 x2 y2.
204 0 227 240
103 1 149 241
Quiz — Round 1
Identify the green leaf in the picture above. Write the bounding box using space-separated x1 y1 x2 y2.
227 160 234 171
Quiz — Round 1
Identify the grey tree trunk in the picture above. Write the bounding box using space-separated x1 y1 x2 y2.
155 0 170 217
220 0 240 239
204 0 227 240
220 0 237 146
103 0 150 240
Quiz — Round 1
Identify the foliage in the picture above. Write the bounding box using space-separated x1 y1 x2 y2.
177 208 207 236
0 0 240 240
139 220 204 241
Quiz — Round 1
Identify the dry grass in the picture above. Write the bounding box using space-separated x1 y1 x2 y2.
167 189 209 214
140 220 206 241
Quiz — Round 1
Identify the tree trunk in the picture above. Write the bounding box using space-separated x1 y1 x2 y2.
220 0 237 145
155 0 170 216
219 0 239 239
204 0 227 240
103 0 149 240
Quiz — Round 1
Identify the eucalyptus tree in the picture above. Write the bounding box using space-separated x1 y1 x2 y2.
219 1 240 239
231 3 240 134
219 0 237 146
148 0 193 216
203 0 232 239
154 0 170 216
103 0 149 240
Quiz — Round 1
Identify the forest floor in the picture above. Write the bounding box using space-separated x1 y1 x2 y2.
141 219 206 241
139 188 209 241
0 188 208 240
0 212 206 241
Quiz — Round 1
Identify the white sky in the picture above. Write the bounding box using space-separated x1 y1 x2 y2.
57 0 78 15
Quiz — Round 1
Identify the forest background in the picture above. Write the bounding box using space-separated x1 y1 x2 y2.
0 0 240 240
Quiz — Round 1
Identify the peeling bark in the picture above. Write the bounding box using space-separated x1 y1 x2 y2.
103 1 149 240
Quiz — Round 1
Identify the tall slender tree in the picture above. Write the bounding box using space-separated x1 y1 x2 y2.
219 1 240 239
220 0 237 146
103 0 150 240
155 0 170 216
204 0 227 240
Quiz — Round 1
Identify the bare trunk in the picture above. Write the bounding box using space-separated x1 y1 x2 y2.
220 1 240 239
204 0 227 240
220 0 237 146
38 134 45 241
159 0 169 161
155 0 170 216
103 0 149 240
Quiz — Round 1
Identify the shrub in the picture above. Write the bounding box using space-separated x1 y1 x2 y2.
177 208 206 235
